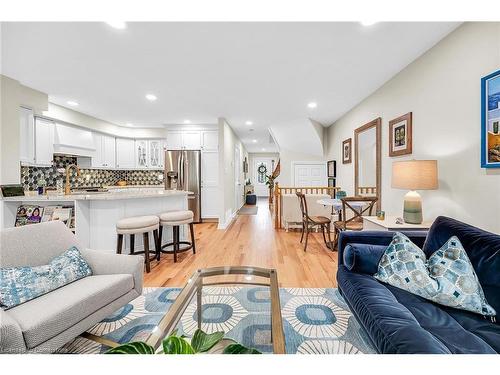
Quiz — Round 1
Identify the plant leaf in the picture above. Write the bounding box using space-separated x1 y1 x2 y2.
106 342 155 354
222 343 261 354
190 329 225 353
162 335 195 354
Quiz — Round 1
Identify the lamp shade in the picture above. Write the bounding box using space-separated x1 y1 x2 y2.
392 160 438 190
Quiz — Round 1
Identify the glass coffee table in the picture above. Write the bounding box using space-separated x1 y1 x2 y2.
145 266 286 354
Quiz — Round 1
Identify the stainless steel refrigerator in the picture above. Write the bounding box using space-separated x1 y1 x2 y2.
164 150 201 223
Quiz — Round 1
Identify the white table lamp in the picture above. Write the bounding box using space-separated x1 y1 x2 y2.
392 160 438 224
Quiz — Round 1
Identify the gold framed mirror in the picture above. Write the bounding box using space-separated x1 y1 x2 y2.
354 117 381 210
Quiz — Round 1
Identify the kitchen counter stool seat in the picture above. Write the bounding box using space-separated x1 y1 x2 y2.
116 215 160 273
158 210 196 263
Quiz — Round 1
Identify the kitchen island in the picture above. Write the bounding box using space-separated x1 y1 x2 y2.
1 188 190 252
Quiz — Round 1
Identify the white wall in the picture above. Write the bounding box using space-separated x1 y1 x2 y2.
218 118 248 228
326 22 500 233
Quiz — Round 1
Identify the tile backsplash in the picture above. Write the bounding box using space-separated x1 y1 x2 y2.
21 155 164 191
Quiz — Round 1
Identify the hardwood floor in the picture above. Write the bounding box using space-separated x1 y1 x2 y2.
144 198 339 288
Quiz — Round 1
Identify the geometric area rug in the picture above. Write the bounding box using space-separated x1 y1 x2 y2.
58 287 376 354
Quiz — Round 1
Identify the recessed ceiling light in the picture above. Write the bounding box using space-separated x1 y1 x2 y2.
252 139 257 143
245 121 253 126
360 21 377 26
307 102 317 109
183 120 191 124
106 21 127 29
67 101 79 106
126 123 134 127
145 94 157 101
261 148 266 151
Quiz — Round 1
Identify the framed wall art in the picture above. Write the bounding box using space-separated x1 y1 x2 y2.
327 160 336 177
389 112 412 157
481 69 500 168
342 138 352 164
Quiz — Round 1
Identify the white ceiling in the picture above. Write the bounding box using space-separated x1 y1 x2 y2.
1 22 459 153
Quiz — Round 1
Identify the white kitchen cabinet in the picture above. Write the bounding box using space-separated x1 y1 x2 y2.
201 150 219 218
19 107 35 164
201 131 218 151
166 131 183 150
135 139 148 168
34 117 55 166
92 133 116 168
148 139 164 169
115 138 135 169
183 131 201 150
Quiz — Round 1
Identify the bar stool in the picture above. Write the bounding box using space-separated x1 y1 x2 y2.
116 215 160 273
157 210 196 263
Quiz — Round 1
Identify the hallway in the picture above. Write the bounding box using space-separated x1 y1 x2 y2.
144 198 338 288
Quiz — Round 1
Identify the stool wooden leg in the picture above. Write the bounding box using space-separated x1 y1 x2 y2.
158 225 163 260
153 229 160 261
143 233 151 273
173 226 179 263
130 234 135 255
189 223 196 254
116 234 123 254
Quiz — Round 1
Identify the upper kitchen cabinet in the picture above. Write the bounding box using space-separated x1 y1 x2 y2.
166 129 217 151
182 131 201 150
92 133 116 168
166 131 183 150
148 139 165 169
34 117 55 166
115 138 135 169
19 107 35 165
201 131 219 151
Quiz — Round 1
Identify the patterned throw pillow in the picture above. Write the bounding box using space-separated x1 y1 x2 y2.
374 233 496 317
0 246 92 309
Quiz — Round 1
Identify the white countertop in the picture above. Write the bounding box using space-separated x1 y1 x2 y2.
1 188 191 202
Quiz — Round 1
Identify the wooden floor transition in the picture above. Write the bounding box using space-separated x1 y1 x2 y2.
144 198 338 288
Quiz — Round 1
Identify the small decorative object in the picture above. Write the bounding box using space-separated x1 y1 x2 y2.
389 112 412 157
395 217 404 225
37 177 46 195
105 328 261 354
342 138 352 164
392 160 438 224
336 190 347 199
327 160 336 177
257 164 267 175
377 210 385 220
243 157 249 174
481 69 500 168
327 177 335 187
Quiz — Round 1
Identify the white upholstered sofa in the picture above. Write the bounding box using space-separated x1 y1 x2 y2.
0 221 143 353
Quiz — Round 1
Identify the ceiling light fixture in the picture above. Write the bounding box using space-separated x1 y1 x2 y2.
307 102 317 109
67 101 79 106
261 148 266 151
183 120 191 124
245 121 253 126
106 21 127 29
145 94 157 101
252 139 257 143
126 123 134 127
360 21 377 26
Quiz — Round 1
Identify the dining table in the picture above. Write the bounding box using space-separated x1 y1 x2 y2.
316 198 367 250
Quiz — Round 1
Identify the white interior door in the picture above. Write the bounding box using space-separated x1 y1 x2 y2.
234 146 242 210
253 158 274 197
293 162 327 187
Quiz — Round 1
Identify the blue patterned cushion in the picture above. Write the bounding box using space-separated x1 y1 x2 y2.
0 246 92 309
374 232 496 317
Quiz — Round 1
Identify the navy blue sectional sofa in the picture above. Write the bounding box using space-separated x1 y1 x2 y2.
337 216 500 354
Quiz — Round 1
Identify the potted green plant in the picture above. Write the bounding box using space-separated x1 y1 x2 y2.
105 328 261 354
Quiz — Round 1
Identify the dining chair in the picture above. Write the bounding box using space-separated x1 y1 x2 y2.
332 196 378 249
296 192 333 252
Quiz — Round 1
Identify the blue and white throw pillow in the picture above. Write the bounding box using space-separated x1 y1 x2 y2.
0 246 92 309
374 232 496 317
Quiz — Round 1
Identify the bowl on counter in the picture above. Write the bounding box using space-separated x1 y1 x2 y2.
116 180 127 187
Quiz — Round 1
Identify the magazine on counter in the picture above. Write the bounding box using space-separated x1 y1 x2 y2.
15 205 44 227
